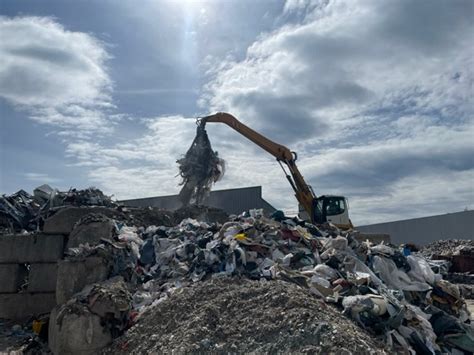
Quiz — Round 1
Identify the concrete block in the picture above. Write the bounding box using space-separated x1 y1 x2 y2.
49 305 112 355
0 293 56 319
28 263 58 292
43 207 118 235
0 264 23 293
56 257 109 304
67 220 114 249
0 234 64 263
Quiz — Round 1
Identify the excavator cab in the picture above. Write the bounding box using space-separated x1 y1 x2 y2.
312 195 351 228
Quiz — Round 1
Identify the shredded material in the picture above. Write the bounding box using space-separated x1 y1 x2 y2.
177 124 225 205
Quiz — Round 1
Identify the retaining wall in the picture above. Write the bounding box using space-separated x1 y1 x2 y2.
0 233 64 319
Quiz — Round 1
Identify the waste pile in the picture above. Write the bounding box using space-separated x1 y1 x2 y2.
2 185 473 354
177 123 225 205
97 210 472 354
420 239 474 300
420 239 474 259
0 189 40 233
0 185 118 233
0 185 229 235
104 278 385 354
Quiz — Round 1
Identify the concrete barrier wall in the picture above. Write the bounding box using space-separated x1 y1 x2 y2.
356 210 474 245
0 234 64 263
0 233 65 319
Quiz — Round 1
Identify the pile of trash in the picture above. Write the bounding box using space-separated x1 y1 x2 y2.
420 239 474 258
177 123 225 205
89 210 473 354
419 239 474 300
104 278 385 354
0 185 117 233
0 190 40 233
59 187 117 208
0 185 229 236
3 184 473 353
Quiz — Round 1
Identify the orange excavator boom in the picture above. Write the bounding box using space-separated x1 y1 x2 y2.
199 112 316 222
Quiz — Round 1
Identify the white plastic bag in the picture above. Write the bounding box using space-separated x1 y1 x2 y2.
372 256 431 291
407 255 436 285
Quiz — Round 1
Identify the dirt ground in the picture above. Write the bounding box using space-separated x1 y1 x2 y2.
104 278 386 354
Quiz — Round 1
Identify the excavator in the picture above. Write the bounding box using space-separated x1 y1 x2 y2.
198 112 354 230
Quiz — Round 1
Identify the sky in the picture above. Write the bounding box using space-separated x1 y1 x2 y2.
0 0 473 225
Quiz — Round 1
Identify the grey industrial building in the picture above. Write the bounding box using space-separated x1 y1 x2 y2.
120 186 276 216
357 210 474 245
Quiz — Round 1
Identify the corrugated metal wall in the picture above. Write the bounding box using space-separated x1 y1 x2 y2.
120 186 276 215
356 210 474 245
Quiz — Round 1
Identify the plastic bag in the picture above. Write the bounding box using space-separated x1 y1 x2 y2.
407 255 436 285
372 256 431 291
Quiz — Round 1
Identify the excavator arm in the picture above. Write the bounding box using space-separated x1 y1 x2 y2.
199 112 316 221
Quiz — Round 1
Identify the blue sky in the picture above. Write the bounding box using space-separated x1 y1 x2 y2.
0 0 473 225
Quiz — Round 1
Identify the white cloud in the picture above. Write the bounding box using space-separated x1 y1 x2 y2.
64 116 293 212
0 16 113 136
197 0 474 223
64 116 197 198
23 172 62 184
5 5 472 225
354 170 474 225
283 0 317 13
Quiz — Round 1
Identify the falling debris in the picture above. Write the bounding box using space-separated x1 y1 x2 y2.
177 124 225 205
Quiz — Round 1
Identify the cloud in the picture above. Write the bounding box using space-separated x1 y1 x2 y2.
23 172 62 184
353 169 474 225
0 16 113 136
197 0 474 223
64 116 197 197
4 5 472 225
64 115 291 211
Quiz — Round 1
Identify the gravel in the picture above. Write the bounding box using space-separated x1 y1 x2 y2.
104 278 386 354
420 239 474 258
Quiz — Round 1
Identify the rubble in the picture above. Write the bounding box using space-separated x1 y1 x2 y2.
104 278 386 354
104 210 473 354
420 239 474 258
0 190 41 232
419 239 474 292
0 186 118 234
1 185 473 354
0 186 227 236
